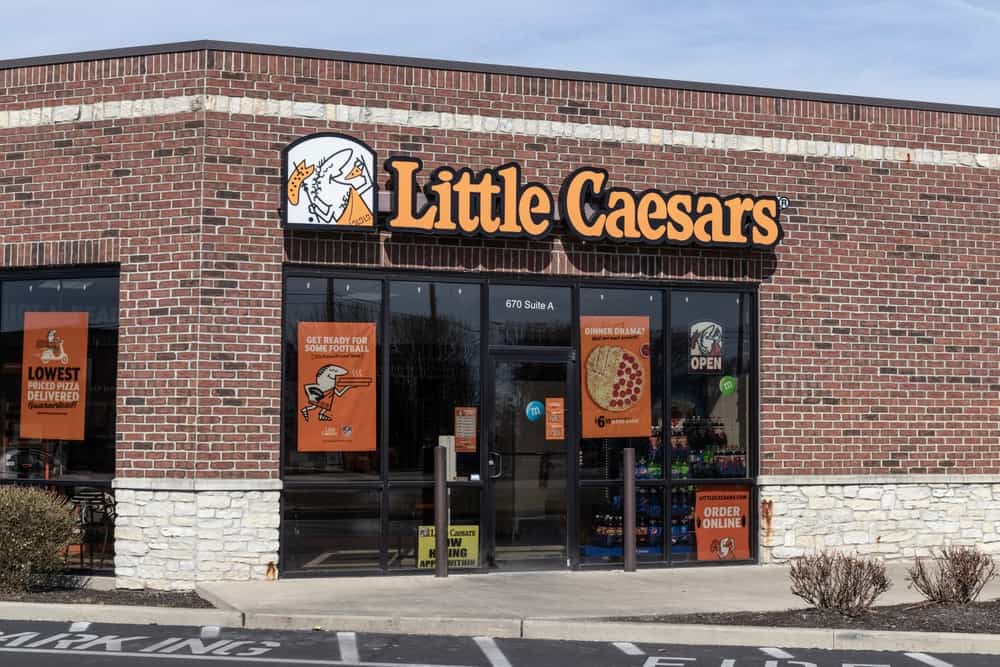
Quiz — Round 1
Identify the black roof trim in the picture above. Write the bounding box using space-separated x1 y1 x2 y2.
2 39 998 118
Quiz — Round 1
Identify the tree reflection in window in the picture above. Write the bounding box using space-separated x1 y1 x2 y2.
389 282 480 480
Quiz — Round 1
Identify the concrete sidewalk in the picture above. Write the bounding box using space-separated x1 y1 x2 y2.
198 562 1000 621
189 564 1000 653
1 564 998 654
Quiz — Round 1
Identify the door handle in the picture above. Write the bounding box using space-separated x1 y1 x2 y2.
488 451 503 479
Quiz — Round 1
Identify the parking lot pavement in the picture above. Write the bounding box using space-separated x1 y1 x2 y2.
0 619 990 667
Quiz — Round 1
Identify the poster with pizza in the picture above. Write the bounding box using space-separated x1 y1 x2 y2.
20 311 89 441
694 486 750 561
580 316 651 439
297 322 377 452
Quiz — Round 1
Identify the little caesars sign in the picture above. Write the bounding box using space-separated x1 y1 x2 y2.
282 132 784 249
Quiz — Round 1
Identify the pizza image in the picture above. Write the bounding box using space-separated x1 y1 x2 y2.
585 345 645 411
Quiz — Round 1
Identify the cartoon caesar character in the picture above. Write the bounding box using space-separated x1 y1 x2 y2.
300 364 353 422
713 536 736 560
690 322 723 357
302 148 374 226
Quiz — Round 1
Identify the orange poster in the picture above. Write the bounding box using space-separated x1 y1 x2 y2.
454 407 477 453
297 322 377 452
695 487 750 561
580 316 651 439
20 311 89 441
544 397 564 440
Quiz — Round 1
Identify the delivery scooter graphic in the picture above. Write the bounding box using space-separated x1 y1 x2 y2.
39 329 69 365
300 364 372 422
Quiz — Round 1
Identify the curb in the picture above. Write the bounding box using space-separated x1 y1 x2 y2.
0 602 243 629
244 613 523 638
193 584 241 612
4 601 999 655
521 619 1000 655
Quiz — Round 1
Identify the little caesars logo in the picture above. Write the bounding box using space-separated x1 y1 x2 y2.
282 133 377 229
689 321 723 373
280 132 785 249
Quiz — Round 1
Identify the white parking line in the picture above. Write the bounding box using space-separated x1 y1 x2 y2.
473 636 512 667
337 632 360 664
759 647 794 659
904 653 953 667
201 626 221 640
612 642 645 656
0 648 475 667
68 622 91 633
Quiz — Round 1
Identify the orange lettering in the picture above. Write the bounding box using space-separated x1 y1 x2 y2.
518 184 553 237
752 198 782 247
666 193 694 242
637 191 667 241
385 157 435 231
719 196 752 244
561 169 607 239
694 195 722 244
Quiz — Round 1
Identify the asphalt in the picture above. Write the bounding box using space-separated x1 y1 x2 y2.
0 619 991 667
1 564 1000 655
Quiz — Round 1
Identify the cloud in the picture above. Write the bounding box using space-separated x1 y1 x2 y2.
1 0 997 107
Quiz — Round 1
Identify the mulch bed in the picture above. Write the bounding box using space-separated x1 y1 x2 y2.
612 599 1000 634
0 588 214 608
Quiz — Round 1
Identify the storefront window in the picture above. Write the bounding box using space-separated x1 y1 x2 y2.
671 483 752 562
670 292 750 480
281 273 757 574
489 284 571 347
579 288 664 480
283 278 382 480
387 486 480 570
0 275 118 483
579 485 666 564
282 487 381 571
389 282 480 480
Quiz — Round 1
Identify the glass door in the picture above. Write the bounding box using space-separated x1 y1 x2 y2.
486 356 571 569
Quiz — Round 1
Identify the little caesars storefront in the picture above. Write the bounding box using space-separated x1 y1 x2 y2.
7 43 995 589
278 133 778 575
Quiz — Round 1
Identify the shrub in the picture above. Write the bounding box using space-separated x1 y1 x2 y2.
908 545 998 605
789 551 891 616
0 486 76 592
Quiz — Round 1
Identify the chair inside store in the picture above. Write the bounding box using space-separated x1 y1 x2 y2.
64 487 116 571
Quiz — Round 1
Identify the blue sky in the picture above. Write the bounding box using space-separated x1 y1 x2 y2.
3 0 999 108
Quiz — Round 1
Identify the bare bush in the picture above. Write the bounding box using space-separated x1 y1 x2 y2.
789 552 891 616
908 546 997 605
0 486 76 592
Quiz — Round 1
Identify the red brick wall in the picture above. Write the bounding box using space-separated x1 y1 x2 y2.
2 46 998 478
0 52 209 478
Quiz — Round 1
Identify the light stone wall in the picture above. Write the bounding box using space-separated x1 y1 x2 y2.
759 476 1000 563
112 479 281 590
2 93 999 171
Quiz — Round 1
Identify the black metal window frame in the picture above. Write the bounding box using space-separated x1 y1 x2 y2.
0 264 120 490
280 264 759 576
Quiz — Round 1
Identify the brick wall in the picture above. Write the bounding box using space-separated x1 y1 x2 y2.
1 45 998 482
0 52 209 479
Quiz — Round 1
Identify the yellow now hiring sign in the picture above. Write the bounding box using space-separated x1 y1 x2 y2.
416 525 480 569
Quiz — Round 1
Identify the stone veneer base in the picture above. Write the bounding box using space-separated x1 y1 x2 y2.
759 475 1000 562
111 475 1000 587
112 478 281 590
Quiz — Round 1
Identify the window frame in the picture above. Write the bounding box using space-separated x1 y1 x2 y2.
280 264 759 575
0 265 120 489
